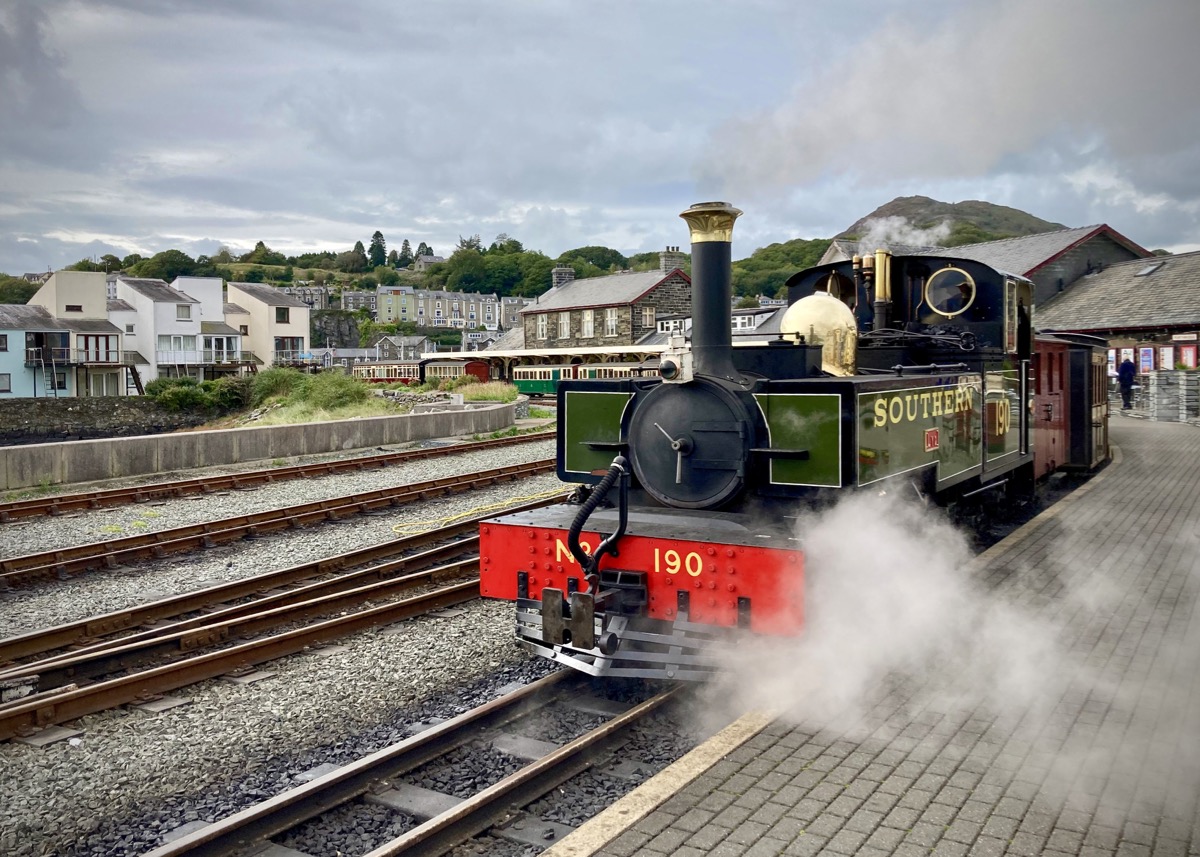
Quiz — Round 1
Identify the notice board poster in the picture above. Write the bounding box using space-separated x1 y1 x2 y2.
1140 347 1155 373
1182 344 1198 369
1107 349 1117 377
1159 346 1175 370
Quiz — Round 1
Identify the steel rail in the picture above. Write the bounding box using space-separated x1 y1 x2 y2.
0 431 555 522
141 671 580 857
0 496 559 664
0 458 555 588
0 555 482 689
0 580 481 741
0 539 479 677
365 687 680 857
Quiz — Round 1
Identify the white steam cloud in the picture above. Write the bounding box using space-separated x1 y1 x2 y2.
855 215 951 256
705 491 1064 732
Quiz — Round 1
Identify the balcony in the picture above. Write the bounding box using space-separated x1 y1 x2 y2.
154 350 255 365
25 347 72 366
272 350 320 366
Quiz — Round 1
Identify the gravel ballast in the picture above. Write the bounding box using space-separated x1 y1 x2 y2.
0 437 567 856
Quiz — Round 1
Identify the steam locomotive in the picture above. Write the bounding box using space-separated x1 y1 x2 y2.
480 202 1098 680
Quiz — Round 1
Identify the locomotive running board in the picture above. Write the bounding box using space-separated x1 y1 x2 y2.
514 600 732 681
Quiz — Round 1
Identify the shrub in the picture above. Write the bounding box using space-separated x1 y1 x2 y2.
301 370 371 411
252 367 307 406
145 376 198 398
208 375 255 410
155 383 214 412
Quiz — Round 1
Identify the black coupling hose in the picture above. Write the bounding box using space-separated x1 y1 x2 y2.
567 455 629 576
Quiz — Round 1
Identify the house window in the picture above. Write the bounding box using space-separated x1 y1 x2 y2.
125 324 134 334
65 304 82 312
276 307 290 323
642 305 656 328
0 334 6 351
177 304 192 320
536 315 547 340
54 372 67 390
558 312 570 339
605 308 618 336
0 373 9 392
239 325 249 335
582 310 594 338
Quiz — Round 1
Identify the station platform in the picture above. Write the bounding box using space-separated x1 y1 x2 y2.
546 416 1200 857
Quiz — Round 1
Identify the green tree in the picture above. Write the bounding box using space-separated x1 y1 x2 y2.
416 241 432 258
122 253 144 268
398 239 413 268
65 258 103 272
488 234 524 255
730 237 831 299
556 245 628 272
337 242 369 273
736 295 760 309
241 267 265 283
128 249 197 281
374 265 400 287
0 275 39 304
387 248 398 266
241 240 287 266
278 265 294 283
515 252 555 297
100 253 122 272
368 231 387 268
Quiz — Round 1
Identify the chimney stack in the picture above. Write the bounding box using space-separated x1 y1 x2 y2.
550 264 576 290
659 245 685 273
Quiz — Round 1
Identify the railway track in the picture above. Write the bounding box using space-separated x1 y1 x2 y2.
0 430 554 523
0 499 563 741
0 457 556 589
142 671 682 857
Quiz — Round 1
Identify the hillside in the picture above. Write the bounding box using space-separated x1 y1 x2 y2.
842 196 1066 242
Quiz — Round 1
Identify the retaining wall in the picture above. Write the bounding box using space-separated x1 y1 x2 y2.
0 401 514 491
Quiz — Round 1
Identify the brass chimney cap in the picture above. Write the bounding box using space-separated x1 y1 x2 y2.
680 201 742 243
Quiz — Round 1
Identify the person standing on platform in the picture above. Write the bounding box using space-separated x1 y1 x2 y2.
1118 357 1136 409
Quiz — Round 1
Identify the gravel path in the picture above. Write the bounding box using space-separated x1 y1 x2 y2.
0 435 564 856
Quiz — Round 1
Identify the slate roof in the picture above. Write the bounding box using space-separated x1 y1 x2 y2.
486 325 526 350
520 270 685 314
926 226 1148 276
200 321 242 335
0 304 65 330
117 277 198 303
59 319 122 333
107 299 135 312
228 282 309 308
224 303 249 315
1036 251 1200 332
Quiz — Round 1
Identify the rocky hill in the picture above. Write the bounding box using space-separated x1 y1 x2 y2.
841 196 1066 243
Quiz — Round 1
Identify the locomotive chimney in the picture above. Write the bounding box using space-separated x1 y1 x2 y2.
679 201 744 383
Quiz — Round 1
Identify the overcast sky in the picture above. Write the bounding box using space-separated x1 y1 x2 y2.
2 0 1198 276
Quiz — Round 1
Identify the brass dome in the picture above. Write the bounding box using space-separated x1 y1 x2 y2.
779 292 858 376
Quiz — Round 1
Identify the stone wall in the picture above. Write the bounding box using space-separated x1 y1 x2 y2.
0 397 208 445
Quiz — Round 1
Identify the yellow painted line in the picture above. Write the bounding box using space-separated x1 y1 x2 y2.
540 709 775 857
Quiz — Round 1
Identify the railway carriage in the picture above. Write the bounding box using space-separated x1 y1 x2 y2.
480 201 1106 680
511 362 656 396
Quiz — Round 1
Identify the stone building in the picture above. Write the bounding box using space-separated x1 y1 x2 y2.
519 257 691 350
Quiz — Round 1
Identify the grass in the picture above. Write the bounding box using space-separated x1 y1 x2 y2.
459 381 519 403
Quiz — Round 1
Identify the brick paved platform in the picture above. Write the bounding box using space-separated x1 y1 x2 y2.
547 418 1200 857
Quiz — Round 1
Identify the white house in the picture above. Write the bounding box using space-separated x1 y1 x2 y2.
227 282 312 366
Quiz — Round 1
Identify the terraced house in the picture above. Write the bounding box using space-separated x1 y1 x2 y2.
519 256 691 349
